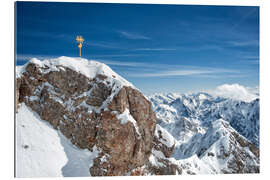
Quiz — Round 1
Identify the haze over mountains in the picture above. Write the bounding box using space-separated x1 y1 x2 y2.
16 57 259 177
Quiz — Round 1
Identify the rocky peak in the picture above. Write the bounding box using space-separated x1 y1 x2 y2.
197 119 259 173
16 57 157 176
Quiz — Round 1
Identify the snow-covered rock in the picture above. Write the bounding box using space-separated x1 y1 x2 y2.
17 56 134 88
16 56 157 177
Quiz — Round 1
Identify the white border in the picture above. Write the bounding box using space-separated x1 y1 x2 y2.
1 0 270 180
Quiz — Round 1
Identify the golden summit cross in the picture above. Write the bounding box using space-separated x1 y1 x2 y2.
76 35 84 57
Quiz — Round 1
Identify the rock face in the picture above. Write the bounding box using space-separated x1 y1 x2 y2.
16 57 157 176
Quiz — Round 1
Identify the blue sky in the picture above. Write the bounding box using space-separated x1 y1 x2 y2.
16 2 259 94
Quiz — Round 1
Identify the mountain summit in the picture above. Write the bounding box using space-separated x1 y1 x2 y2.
16 56 162 176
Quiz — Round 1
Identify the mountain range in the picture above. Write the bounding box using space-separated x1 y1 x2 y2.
148 92 259 173
15 57 260 177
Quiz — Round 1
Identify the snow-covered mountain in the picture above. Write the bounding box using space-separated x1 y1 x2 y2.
16 56 259 176
148 92 260 173
149 92 259 146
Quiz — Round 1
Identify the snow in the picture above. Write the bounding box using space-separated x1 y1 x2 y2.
17 56 134 88
149 149 166 167
100 154 109 163
198 93 207 100
28 96 39 101
116 108 141 137
117 108 134 124
155 124 175 148
59 137 100 177
16 56 138 115
150 149 215 174
16 103 100 177
178 155 215 174
16 65 24 78
16 103 67 177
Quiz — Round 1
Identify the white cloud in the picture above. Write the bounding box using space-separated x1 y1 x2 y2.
99 60 150 67
91 54 142 58
117 31 150 40
242 55 259 60
129 69 213 77
208 84 259 102
228 40 259 47
126 66 238 78
84 42 121 49
135 48 176 51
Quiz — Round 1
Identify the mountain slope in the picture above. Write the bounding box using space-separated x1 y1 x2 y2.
198 119 259 173
16 103 100 177
16 103 67 177
173 119 259 173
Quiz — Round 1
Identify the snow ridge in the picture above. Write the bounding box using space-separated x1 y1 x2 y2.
17 56 134 88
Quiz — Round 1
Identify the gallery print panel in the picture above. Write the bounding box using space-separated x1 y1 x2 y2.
15 1 259 177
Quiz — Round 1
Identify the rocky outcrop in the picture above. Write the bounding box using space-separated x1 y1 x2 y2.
153 124 175 158
16 57 157 176
144 124 182 175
